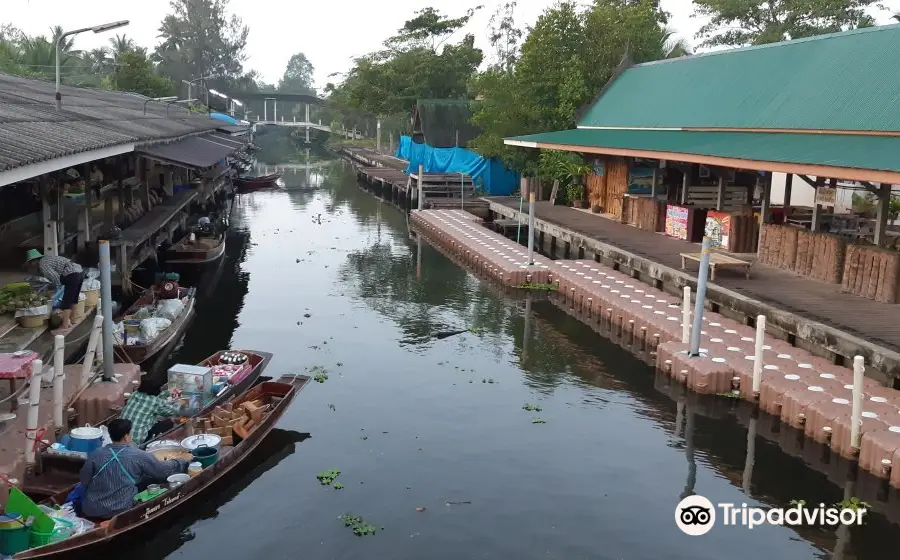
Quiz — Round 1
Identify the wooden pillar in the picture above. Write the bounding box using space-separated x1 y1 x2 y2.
651 167 658 198
875 183 891 247
40 179 57 256
783 174 793 215
77 164 92 251
140 158 151 211
716 173 725 211
757 172 772 251
680 168 689 205
117 244 131 296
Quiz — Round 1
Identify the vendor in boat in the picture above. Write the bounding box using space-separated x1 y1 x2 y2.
119 380 182 445
23 249 83 334
79 418 189 519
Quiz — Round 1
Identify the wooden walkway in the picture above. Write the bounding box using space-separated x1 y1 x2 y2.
486 198 900 379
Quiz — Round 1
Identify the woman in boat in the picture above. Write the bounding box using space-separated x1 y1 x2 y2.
23 249 84 334
119 378 182 446
78 418 189 519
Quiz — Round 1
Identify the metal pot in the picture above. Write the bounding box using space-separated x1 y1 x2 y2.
180 433 221 452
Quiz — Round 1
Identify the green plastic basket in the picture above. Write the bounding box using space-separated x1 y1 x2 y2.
29 517 74 548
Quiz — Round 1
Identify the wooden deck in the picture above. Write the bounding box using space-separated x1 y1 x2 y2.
486 198 900 379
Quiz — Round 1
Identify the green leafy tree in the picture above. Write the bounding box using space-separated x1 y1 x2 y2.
112 49 175 97
693 0 879 48
487 1 523 72
278 52 315 94
153 0 250 90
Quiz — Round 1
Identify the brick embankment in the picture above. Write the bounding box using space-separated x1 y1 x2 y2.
413 209 900 487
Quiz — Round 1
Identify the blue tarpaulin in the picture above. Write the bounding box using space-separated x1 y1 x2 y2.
395 136 518 196
209 112 240 125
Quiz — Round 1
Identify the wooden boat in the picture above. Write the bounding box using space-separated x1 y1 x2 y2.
142 350 273 446
113 286 196 364
233 172 282 192
23 350 273 499
14 374 310 559
164 232 226 265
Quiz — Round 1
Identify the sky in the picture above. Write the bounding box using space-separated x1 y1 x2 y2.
4 0 900 90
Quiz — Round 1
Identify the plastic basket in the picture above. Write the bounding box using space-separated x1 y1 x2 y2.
29 517 74 547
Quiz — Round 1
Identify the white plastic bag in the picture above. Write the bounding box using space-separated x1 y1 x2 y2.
15 304 49 318
156 298 184 322
84 267 100 280
81 278 101 291
140 317 171 342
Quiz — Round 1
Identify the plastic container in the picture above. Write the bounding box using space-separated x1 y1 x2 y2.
187 462 203 477
168 365 213 396
0 513 29 555
167 473 190 488
61 426 103 454
28 517 74 548
191 444 218 468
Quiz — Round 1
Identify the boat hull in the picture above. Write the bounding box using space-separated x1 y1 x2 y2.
114 288 196 365
165 234 226 265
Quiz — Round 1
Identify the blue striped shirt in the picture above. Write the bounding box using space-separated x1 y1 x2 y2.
79 443 188 518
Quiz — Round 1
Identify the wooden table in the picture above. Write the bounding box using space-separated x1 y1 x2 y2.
680 251 752 280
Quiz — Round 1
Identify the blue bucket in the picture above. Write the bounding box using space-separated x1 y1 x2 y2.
61 426 103 454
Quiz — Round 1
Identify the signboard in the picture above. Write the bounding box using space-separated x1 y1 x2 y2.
665 204 690 240
705 211 732 250
816 187 836 206
592 158 605 176
628 166 654 195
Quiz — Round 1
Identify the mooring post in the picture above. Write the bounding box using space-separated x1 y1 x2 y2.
527 182 536 265
850 356 865 451
25 359 43 466
98 240 115 382
53 334 65 430
81 313 103 386
752 315 766 397
688 237 712 356
417 164 424 211
681 286 691 344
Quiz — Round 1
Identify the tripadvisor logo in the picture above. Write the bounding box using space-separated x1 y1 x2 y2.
675 495 867 535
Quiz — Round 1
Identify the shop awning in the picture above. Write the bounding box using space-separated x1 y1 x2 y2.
505 128 900 184
137 133 246 169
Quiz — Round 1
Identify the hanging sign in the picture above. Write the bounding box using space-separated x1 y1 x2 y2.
665 204 690 240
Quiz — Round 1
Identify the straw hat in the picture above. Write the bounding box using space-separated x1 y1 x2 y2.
23 249 42 264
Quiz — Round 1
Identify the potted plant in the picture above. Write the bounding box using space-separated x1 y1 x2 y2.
567 183 585 208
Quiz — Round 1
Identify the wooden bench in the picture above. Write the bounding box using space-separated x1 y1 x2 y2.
680 251 752 280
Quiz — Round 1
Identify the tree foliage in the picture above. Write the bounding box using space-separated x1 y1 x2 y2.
693 0 879 48
279 52 315 94
106 49 175 97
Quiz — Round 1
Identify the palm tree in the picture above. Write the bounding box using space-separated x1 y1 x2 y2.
660 27 691 59
108 34 135 59
894 14 900 23
86 47 111 74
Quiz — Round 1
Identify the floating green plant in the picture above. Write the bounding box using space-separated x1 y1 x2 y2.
317 469 341 485
522 403 543 412
333 482 345 490
715 391 741 399
531 418 546 424
314 373 329 383
515 283 557 291
837 497 869 512
342 513 378 536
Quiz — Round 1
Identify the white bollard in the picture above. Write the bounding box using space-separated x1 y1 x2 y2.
752 315 766 396
850 356 865 450
53 335 65 429
25 359 43 466
81 314 104 386
681 286 691 344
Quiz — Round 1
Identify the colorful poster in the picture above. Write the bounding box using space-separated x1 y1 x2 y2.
705 211 732 250
628 167 654 194
665 205 689 240
592 158 605 176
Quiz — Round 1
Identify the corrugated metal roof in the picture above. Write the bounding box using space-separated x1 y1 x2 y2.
508 128 900 173
578 25 900 132
136 133 241 169
0 73 223 172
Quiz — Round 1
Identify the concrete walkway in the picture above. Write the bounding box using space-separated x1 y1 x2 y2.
485 197 900 383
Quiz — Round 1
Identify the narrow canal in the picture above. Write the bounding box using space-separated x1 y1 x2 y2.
132 146 899 559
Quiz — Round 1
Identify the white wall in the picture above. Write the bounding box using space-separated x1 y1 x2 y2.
770 173 855 214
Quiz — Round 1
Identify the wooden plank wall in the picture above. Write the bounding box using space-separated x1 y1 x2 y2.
757 223 799 270
842 245 900 303
623 197 665 232
795 229 846 284
586 172 605 211
605 157 628 220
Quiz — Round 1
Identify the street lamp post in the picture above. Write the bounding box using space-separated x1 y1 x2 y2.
56 20 129 110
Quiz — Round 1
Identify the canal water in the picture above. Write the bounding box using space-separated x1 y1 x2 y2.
132 146 899 559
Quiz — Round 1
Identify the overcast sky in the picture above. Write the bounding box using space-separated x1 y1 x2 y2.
5 0 900 89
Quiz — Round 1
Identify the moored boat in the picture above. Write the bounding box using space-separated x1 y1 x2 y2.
164 232 226 265
233 172 282 192
113 285 196 365
12 374 310 559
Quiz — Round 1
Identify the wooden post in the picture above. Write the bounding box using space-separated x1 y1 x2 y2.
118 244 131 296
680 168 689 205
140 158 151 211
651 167 658 199
757 172 772 251
783 174 793 215
875 183 891 247
40 180 56 256
716 173 725 211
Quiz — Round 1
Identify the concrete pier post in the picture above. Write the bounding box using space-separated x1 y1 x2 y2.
53 335 65 430
81 314 103 386
681 286 691 343
527 185 536 265
98 240 115 381
376 118 382 152
752 315 766 397
25 359 43 466
689 238 712 356
850 356 865 450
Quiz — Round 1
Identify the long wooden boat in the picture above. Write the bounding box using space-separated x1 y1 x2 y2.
233 172 282 192
113 286 196 364
165 232 226 265
24 350 273 499
14 374 310 559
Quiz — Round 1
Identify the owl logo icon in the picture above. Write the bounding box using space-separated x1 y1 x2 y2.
675 495 716 536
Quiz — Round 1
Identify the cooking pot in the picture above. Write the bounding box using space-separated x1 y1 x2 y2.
180 433 221 452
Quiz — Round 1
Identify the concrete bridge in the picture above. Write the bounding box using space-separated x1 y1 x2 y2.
251 98 364 142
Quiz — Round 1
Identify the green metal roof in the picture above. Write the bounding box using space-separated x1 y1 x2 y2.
507 129 900 173
578 25 900 132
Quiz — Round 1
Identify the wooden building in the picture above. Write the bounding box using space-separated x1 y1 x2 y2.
505 24 900 301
